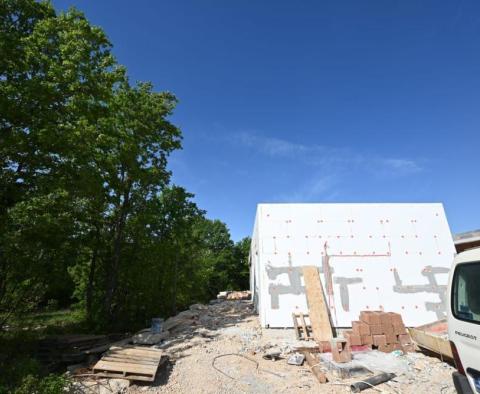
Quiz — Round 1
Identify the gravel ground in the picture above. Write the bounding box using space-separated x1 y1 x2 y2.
122 300 457 394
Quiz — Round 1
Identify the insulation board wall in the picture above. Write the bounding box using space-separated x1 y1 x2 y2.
250 203 456 328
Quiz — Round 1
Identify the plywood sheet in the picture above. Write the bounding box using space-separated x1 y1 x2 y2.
302 266 333 342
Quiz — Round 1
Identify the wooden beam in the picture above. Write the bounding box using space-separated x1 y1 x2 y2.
302 266 333 342
302 351 327 384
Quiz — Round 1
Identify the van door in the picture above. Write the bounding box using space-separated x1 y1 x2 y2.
451 261 480 392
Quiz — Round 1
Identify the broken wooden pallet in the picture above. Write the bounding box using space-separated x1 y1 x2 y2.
292 312 314 340
92 345 164 382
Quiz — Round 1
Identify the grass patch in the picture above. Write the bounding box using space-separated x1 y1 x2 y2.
3 308 87 335
0 309 87 392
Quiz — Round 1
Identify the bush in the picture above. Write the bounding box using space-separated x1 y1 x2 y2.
14 374 70 394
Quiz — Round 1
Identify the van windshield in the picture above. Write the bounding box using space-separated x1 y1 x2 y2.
453 261 480 323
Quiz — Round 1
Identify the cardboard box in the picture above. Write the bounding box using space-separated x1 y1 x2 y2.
352 321 370 336
373 334 387 347
360 311 382 325
361 335 373 346
369 324 384 335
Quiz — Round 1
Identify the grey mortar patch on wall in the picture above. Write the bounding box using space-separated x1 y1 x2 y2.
333 277 363 312
393 265 449 319
266 259 334 309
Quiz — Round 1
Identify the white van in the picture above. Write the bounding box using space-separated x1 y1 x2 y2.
448 247 480 394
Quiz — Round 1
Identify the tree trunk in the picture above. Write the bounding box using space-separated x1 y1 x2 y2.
86 224 100 323
104 180 131 324
172 243 179 315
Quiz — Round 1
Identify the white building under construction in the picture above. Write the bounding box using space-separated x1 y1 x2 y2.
249 203 456 328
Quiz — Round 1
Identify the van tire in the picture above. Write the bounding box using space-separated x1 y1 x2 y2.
452 371 474 394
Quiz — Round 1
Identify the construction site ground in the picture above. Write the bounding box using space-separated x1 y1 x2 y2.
77 300 457 394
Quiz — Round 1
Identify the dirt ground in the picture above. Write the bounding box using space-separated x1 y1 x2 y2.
119 300 456 394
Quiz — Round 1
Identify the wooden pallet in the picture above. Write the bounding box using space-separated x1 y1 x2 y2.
292 312 313 340
92 345 164 382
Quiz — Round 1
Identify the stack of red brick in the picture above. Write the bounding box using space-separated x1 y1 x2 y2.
344 310 415 353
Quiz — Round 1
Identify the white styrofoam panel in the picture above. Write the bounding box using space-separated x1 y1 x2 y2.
251 203 456 328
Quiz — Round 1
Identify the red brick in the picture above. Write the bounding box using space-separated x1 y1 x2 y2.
383 324 394 335
369 324 384 335
345 333 362 346
361 335 373 346
352 321 370 336
379 312 392 326
385 333 397 344
332 340 352 363
398 334 412 346
388 312 403 325
393 322 406 335
373 334 387 347
360 311 382 325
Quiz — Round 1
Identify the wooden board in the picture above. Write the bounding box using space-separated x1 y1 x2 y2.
92 345 163 382
302 266 333 342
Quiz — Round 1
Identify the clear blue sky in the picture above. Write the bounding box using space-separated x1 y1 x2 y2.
53 0 480 240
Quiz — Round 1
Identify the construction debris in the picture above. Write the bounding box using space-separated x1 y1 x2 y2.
37 334 119 368
287 353 305 366
67 300 456 394
217 290 251 300
350 372 396 392
132 329 169 346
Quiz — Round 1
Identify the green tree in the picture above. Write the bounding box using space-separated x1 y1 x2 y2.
0 1 121 323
